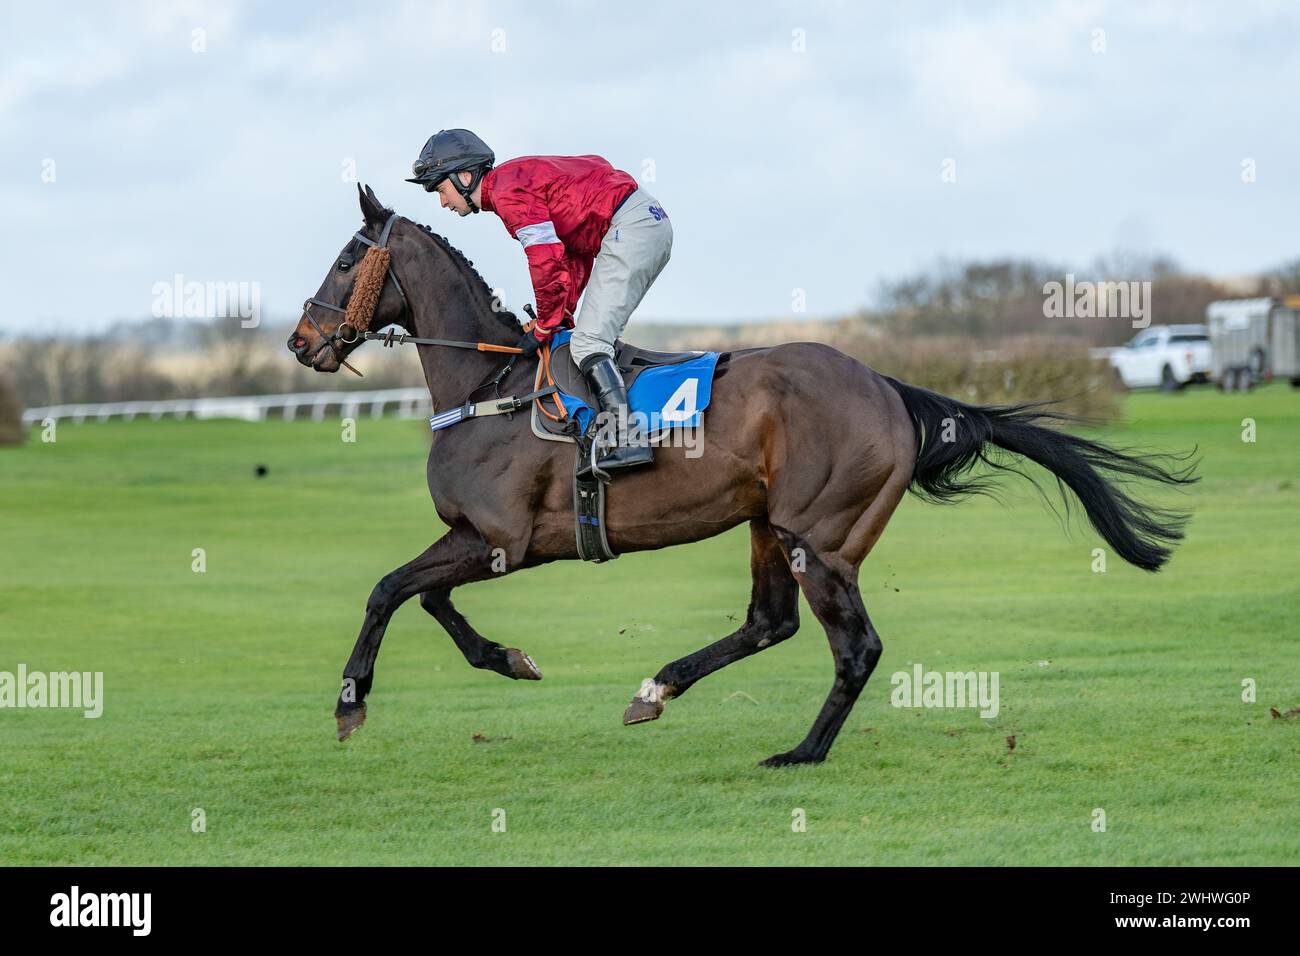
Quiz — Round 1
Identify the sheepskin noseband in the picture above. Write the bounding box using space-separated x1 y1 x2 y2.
343 245 391 333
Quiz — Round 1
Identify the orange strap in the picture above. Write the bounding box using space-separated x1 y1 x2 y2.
534 342 568 421
519 317 569 421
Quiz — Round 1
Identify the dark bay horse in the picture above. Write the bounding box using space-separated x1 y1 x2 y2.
289 186 1194 766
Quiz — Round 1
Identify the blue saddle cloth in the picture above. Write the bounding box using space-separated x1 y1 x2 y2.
549 329 721 436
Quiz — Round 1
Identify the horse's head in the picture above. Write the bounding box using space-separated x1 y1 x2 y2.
288 184 409 373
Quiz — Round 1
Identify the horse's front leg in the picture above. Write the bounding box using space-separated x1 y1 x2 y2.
334 524 503 741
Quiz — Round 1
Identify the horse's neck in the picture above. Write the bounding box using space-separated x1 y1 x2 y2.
407 274 518 412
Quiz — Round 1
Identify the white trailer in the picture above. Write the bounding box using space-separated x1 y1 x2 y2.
1206 296 1300 390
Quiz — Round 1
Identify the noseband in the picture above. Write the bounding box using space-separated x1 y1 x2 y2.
302 213 409 354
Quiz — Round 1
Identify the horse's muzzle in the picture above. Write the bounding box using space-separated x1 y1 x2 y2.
288 333 334 370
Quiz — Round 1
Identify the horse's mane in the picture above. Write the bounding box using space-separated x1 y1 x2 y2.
375 204 523 336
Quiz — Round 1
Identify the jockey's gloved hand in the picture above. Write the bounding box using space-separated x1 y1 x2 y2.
514 329 546 357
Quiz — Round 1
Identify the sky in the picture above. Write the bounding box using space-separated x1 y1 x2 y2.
2 0 1299 335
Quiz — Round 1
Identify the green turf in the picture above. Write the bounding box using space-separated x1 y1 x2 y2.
1 384 1297 866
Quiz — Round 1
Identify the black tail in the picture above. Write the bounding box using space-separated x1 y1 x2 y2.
885 378 1197 572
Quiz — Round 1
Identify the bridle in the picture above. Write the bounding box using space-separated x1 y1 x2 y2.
295 210 562 421
301 213 409 358
299 212 525 364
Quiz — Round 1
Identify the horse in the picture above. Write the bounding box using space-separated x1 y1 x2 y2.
288 185 1195 767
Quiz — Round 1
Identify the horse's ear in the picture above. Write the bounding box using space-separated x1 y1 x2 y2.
358 183 386 228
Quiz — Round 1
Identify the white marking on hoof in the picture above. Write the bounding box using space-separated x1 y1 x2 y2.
635 678 669 704
624 678 669 725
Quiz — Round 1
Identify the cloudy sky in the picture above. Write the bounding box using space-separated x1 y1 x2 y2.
2 0 1298 335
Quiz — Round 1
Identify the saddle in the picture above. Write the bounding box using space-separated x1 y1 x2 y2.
526 330 723 564
530 334 706 440
428 329 722 565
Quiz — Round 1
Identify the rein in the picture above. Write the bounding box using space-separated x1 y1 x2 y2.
364 326 520 353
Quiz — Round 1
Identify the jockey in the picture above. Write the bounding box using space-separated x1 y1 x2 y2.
406 128 671 472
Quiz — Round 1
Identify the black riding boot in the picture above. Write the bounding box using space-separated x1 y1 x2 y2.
579 354 653 474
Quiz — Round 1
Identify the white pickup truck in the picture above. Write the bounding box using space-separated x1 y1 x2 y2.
1092 324 1213 391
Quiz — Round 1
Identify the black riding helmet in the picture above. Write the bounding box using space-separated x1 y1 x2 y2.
406 129 495 213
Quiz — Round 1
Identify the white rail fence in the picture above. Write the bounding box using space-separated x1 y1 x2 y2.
21 388 432 426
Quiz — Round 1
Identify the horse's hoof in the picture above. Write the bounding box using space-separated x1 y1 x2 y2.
505 648 543 680
759 749 823 768
623 678 670 725
623 697 663 725
336 704 367 742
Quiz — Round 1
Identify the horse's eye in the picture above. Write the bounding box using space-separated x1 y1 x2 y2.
337 254 354 272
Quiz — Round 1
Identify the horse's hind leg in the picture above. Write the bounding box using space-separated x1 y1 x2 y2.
420 589 542 680
623 518 799 724
761 528 882 767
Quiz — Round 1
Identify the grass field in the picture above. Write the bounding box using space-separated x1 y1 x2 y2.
2 384 1297 866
